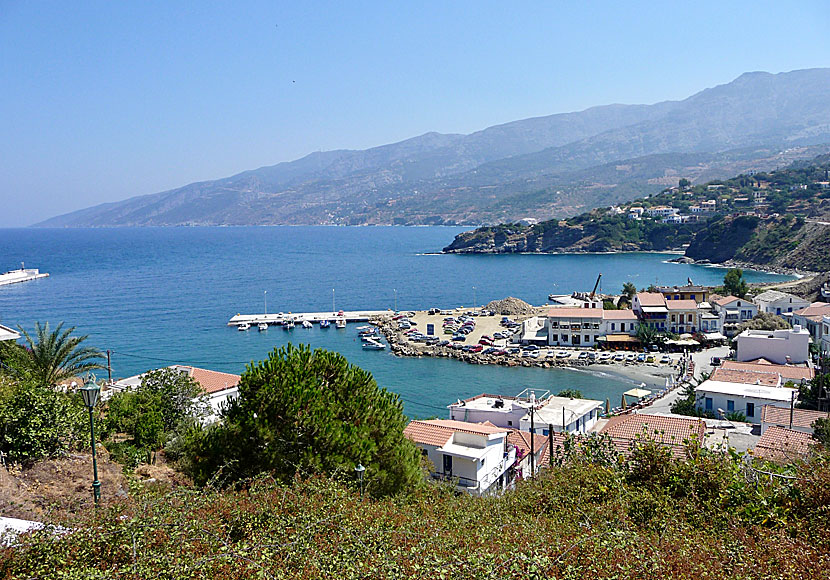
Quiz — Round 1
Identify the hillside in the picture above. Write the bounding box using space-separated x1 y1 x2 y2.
36 68 830 227
444 156 830 272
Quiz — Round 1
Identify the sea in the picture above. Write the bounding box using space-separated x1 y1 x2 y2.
0 226 793 418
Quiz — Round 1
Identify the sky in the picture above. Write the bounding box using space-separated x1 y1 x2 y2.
1 1 828 227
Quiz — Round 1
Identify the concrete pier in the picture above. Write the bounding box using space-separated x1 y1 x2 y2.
228 310 391 327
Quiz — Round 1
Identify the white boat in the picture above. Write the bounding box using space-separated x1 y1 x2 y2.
360 332 380 342
362 338 386 350
335 318 346 329
319 319 331 328
356 325 373 331
283 318 295 330
258 322 268 331
302 320 313 328
238 323 250 331
0 263 49 287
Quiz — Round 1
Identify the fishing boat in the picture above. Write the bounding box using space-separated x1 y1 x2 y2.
302 320 313 328
362 338 386 350
335 318 346 329
258 322 268 331
238 323 250 331
283 318 295 330
319 319 331 328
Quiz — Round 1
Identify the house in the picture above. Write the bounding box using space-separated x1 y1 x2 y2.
601 309 639 336
761 405 830 435
712 295 758 337
628 207 644 220
0 324 20 342
403 419 516 496
507 429 551 479
517 217 538 226
735 325 811 365
646 206 679 218
546 308 603 347
792 302 830 343
695 376 797 424
448 392 604 435
720 359 814 383
753 290 811 317
753 426 816 463
697 302 722 334
656 284 710 303
632 292 668 331
666 299 699 334
517 316 549 346
823 315 830 355
599 414 705 458
107 365 241 421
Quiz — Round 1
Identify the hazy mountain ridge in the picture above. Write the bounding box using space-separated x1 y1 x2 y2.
36 68 830 227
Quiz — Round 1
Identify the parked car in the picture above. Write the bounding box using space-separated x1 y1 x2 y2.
613 353 625 361
637 353 646 362
524 345 540 351
578 352 588 360
660 355 672 364
711 356 722 366
556 350 570 358
452 335 466 342
470 345 483 353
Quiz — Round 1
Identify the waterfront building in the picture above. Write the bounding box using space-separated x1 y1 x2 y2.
792 302 830 343
403 419 516 496
545 308 603 347
656 284 710 303
666 299 698 334
735 325 810 365
753 290 811 317
712 295 758 337
632 292 668 331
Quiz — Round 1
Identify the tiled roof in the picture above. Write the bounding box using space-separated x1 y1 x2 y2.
600 414 705 455
666 299 698 310
635 292 666 307
602 310 637 320
761 405 830 430
721 360 814 381
547 308 603 319
404 419 507 447
507 429 549 456
709 368 781 387
754 426 815 462
793 302 830 322
175 366 240 394
714 295 741 307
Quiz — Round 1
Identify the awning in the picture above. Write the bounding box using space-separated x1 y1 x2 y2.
641 306 669 314
623 388 651 398
665 339 700 346
703 332 727 341
598 334 641 343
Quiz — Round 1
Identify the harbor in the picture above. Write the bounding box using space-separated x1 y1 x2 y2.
0 264 49 287
228 310 391 327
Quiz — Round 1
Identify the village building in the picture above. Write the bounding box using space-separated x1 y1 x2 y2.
403 419 516 496
792 302 830 343
599 414 706 458
761 405 830 435
656 284 710 303
823 315 830 355
712 295 758 336
735 325 811 365
753 426 816 463
666 299 699 334
545 308 603 347
753 290 811 317
695 372 797 424
720 359 814 383
646 206 679 218
507 429 554 479
632 292 668 331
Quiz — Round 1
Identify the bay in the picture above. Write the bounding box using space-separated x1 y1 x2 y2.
0 226 792 417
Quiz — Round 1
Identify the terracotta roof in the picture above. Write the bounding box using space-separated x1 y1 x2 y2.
602 310 638 320
507 429 549 456
709 368 781 387
761 405 830 430
404 419 507 447
175 366 240 394
666 299 698 310
600 414 705 457
793 302 830 322
720 360 814 381
547 308 603 319
754 426 815 462
635 292 666 307
714 295 741 307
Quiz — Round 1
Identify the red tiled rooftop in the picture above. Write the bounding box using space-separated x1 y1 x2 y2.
666 299 698 310
175 366 240 394
720 360 814 382
602 309 638 320
714 295 741 307
761 405 830 430
635 292 666 307
547 308 603 319
794 302 830 321
601 414 705 449
507 429 549 457
754 426 815 463
709 368 781 386
404 419 507 447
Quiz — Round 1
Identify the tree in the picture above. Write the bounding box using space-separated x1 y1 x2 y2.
812 417 830 447
798 359 829 410
678 178 692 189
738 312 791 333
14 322 105 386
181 345 421 497
723 268 748 298
636 323 660 348
556 389 584 399
622 282 637 302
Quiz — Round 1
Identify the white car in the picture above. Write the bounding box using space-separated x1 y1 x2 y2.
613 353 625 362
625 353 636 362
598 352 612 361
556 350 570 359
660 355 672 364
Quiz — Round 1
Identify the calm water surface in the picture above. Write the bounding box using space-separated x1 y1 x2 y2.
0 227 792 417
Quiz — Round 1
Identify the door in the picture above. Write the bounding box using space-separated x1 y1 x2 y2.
442 454 452 476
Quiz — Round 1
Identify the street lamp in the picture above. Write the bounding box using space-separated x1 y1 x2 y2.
264 290 268 316
393 288 397 313
354 463 366 497
79 381 102 506
472 286 477 310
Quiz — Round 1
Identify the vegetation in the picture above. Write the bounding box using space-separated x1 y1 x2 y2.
556 389 584 399
798 358 829 410
180 344 420 496
813 417 830 446
737 312 792 332
722 268 748 298
8 321 105 387
622 281 637 302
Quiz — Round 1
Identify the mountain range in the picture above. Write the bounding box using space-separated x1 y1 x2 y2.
36 68 830 228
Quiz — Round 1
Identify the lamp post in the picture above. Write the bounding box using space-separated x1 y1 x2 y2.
332 288 335 313
472 286 477 310
355 463 366 497
393 288 397 313
264 290 267 316
79 381 102 506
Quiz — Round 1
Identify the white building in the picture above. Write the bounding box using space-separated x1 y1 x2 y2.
403 419 516 496
713 295 758 336
792 302 830 343
646 206 679 218
735 325 811 365
753 290 811 317
544 308 638 348
448 392 603 435
823 315 830 355
696 378 797 424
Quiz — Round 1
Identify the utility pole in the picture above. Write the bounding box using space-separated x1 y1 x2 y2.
790 388 796 429
332 288 335 313
106 350 112 383
472 286 477 310
529 401 535 478
548 423 554 468
394 288 397 312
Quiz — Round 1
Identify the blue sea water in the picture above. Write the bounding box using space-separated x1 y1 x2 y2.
0 226 792 417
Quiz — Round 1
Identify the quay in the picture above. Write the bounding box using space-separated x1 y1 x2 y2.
0 264 49 287
228 310 391 327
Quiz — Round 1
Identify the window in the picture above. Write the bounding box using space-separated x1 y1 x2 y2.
551 334 558 342
620 323 626 332
611 323 616 331
727 400 734 412
691 294 695 301
584 335 590 343
507 420 513 426
705 397 713 410
746 403 755 418
542 429 549 436
442 454 452 474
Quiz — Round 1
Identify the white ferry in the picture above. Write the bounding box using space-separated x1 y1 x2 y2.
0 263 49 287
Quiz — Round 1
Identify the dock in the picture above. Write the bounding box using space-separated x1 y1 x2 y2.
0 265 49 287
228 310 391 327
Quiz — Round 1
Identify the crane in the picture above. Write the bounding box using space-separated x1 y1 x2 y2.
589 273 602 300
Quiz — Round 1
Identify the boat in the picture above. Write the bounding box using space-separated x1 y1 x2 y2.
302 320 313 328
360 331 380 342
356 325 373 331
319 319 331 328
362 338 386 350
335 318 346 329
283 318 295 330
258 322 268 331
0 263 50 287
238 323 250 331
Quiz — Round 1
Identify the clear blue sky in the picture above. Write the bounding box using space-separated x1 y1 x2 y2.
1 1 828 227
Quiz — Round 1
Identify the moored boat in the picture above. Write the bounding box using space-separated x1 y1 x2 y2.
335 318 346 329
319 319 331 328
238 323 250 331
302 320 313 328
362 337 386 350
258 322 268 331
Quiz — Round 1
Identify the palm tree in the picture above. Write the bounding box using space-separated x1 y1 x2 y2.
17 322 105 386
